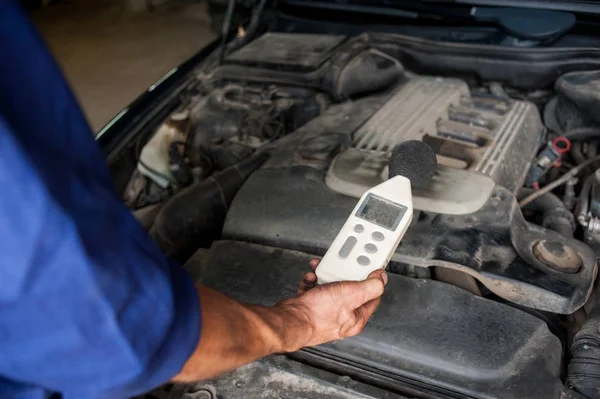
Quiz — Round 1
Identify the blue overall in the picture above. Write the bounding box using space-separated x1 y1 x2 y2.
0 1 201 398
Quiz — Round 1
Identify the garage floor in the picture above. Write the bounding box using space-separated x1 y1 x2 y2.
30 0 216 132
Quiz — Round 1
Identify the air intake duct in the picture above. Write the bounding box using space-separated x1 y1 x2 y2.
150 152 269 262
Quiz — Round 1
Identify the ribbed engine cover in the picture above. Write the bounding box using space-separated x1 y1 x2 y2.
326 76 544 214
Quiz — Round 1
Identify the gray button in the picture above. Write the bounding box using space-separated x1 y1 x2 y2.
338 236 357 259
357 256 371 266
372 231 385 241
365 243 378 254
354 224 364 233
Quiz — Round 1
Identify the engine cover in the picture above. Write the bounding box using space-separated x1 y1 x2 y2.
223 78 597 314
186 241 563 399
326 76 542 214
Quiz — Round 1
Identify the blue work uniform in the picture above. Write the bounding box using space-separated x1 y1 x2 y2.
0 1 201 398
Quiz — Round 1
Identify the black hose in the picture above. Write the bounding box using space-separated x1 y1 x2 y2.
227 0 268 51
150 152 269 262
218 0 237 64
572 141 597 176
544 96 563 134
589 141 598 161
563 128 600 142
543 96 600 141
575 175 595 226
573 142 587 165
568 296 600 398
519 188 575 236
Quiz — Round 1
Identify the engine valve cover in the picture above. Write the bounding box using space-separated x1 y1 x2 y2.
326 76 543 215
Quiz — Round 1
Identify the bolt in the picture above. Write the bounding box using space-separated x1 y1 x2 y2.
533 240 581 273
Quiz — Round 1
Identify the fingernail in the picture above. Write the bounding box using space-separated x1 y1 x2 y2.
381 272 388 285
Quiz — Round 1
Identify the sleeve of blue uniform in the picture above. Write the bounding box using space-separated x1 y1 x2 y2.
0 1 201 397
0 115 201 398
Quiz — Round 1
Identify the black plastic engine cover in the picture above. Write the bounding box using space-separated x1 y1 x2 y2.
187 241 562 399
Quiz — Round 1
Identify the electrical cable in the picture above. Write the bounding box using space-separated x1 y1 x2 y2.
575 175 595 226
519 155 600 208
218 0 237 65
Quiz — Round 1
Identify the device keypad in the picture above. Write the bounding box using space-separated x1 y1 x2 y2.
338 236 357 259
371 231 385 241
364 243 378 254
347 225 387 267
357 256 371 266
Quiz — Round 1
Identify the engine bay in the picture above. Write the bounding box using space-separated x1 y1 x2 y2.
120 31 600 398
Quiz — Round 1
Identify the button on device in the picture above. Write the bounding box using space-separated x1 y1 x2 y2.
338 236 357 259
354 224 364 233
365 243 378 254
357 256 371 266
372 231 385 241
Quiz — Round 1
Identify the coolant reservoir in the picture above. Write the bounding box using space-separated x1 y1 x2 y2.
138 122 186 188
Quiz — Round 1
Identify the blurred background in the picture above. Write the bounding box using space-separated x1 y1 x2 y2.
25 0 218 132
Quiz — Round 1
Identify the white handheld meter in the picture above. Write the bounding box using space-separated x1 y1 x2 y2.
315 140 436 284
316 176 413 284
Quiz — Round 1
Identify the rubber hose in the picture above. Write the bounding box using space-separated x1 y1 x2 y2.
589 141 598 161
543 96 563 134
568 299 600 398
575 175 595 225
150 152 269 262
227 0 268 52
572 141 595 176
564 128 600 141
519 188 575 236
543 96 600 141
573 142 587 165
218 0 236 64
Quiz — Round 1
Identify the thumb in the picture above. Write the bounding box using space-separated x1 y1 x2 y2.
367 269 388 286
340 270 387 309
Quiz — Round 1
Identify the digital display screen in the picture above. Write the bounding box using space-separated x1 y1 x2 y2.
356 194 407 231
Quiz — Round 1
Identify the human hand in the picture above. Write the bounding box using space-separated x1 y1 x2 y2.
274 259 387 351
174 260 387 382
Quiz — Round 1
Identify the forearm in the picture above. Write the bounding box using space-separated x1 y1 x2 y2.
172 285 311 382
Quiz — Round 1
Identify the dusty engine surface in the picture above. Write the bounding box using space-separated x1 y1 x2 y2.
326 76 543 214
132 32 600 399
215 33 596 315
134 31 595 317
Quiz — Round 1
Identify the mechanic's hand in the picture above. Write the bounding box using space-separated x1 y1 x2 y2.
275 259 387 351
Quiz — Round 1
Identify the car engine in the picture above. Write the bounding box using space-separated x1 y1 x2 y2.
122 32 600 399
